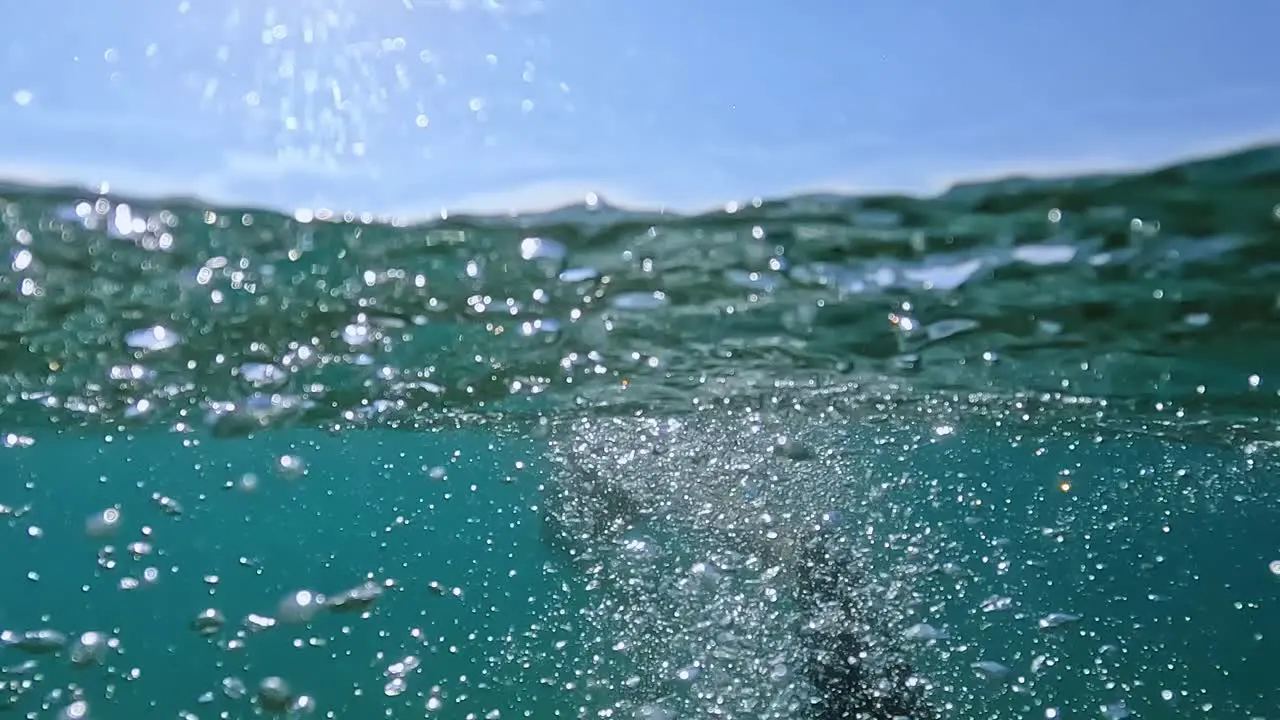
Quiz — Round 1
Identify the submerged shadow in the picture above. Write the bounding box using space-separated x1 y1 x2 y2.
795 543 938 720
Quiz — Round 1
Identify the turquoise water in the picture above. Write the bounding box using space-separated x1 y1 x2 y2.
4 428 605 718
2 145 1280 718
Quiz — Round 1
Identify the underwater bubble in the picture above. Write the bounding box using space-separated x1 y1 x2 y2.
326 581 384 612
276 454 307 479
56 700 90 720
239 362 290 388
557 267 598 283
125 325 180 351
519 236 566 261
1038 612 1082 630
1 629 67 654
69 632 111 667
126 541 152 558
903 623 949 641
383 677 407 697
635 704 676 720
257 676 292 711
970 661 1011 681
289 695 317 716
221 677 247 700
341 319 374 346
190 608 225 636
244 614 277 633
1101 701 1132 720
277 590 325 625
84 508 122 539
979 595 1014 613
153 493 183 516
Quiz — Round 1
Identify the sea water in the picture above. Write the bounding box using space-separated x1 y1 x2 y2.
1 145 1279 718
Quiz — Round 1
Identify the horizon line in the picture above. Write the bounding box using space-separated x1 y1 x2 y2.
0 137 1275 225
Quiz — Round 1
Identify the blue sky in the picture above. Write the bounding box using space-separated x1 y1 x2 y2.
1 0 1277 217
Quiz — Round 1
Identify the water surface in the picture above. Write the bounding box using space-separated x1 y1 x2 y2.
1 145 1279 718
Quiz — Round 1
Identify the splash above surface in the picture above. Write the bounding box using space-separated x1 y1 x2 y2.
3 1 1280 215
